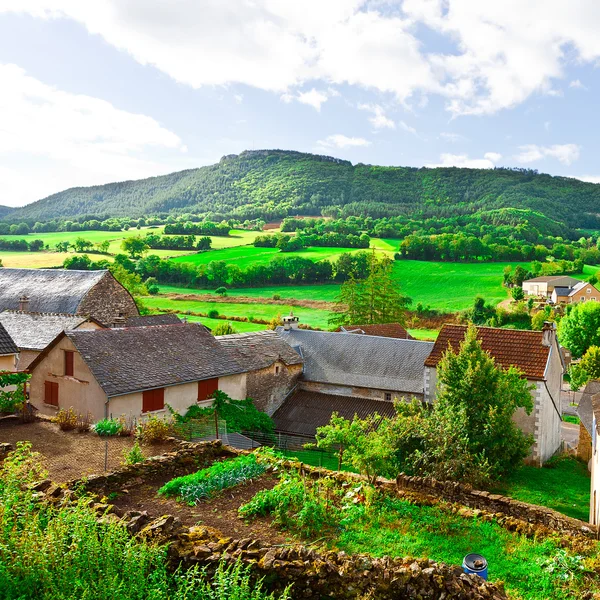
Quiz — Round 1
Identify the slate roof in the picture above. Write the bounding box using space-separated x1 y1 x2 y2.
424 324 551 380
216 330 303 371
336 323 414 340
0 311 92 351
58 323 243 397
276 328 433 394
125 314 182 327
273 389 397 437
524 276 580 283
577 380 600 436
553 286 571 297
0 268 106 314
0 322 17 357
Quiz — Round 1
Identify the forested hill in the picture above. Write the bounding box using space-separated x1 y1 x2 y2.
0 206 13 218
4 149 600 229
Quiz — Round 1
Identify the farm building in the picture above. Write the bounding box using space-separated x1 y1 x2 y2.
0 311 104 370
551 281 600 304
424 323 564 464
0 322 18 372
335 322 414 339
0 268 139 325
216 330 303 415
522 275 581 299
27 323 246 421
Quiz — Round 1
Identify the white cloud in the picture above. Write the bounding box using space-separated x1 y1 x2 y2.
0 63 186 206
515 143 580 166
544 121 551 131
399 121 417 135
577 175 600 184
358 104 395 129
234 93 244 104
317 134 371 149
439 132 466 142
426 152 500 169
569 79 587 90
297 88 329 112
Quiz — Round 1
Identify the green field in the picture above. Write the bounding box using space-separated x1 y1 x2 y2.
174 314 268 333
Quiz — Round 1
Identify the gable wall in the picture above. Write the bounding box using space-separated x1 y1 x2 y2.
570 284 600 303
77 272 139 324
247 362 302 416
300 379 423 402
0 354 17 372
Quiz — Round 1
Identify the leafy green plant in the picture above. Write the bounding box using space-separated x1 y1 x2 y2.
136 415 170 444
93 418 123 436
540 550 586 581
159 454 267 505
122 441 145 465
0 371 29 414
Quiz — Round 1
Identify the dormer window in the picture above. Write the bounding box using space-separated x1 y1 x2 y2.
275 365 281 375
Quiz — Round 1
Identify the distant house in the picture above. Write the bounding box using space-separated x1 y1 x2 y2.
274 321 434 438
27 323 246 421
336 323 414 340
424 323 563 464
522 275 581 299
0 268 139 326
0 311 103 370
0 323 18 373
216 330 303 415
551 281 600 304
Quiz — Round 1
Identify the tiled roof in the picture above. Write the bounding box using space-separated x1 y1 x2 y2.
64 323 243 397
125 314 182 327
273 389 398 437
424 324 551 380
337 323 414 340
524 276 580 283
0 310 91 351
0 322 17 357
0 268 106 314
276 328 433 394
216 330 303 371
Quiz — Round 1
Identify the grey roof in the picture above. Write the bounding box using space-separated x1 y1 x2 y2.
577 380 600 436
62 323 243 397
0 268 106 314
125 314 182 327
216 330 303 371
553 286 571 296
0 311 91 351
524 276 580 284
276 328 433 394
568 281 588 297
0 322 17 357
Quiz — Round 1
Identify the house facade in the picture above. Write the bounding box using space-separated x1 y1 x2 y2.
27 323 245 421
522 276 581 299
551 281 600 304
0 323 18 372
0 268 139 325
424 323 563 464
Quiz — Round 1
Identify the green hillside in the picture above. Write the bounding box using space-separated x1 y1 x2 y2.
5 150 600 228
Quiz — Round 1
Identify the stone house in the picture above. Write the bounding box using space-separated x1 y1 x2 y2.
335 322 415 339
0 268 139 325
0 323 18 372
0 311 104 370
551 281 600 304
424 323 564 464
216 331 303 416
27 323 246 422
522 275 581 299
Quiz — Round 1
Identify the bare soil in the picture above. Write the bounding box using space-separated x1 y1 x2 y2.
111 470 289 545
165 292 337 311
0 420 177 482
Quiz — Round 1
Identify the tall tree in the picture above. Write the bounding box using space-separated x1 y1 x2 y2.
558 301 600 358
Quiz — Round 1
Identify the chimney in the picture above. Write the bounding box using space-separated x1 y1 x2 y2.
112 315 126 328
18 296 30 312
282 311 300 331
542 321 556 347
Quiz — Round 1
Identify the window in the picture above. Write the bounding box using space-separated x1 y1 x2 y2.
142 388 164 413
592 297 597 301
64 351 74 377
275 365 281 375
588 288 593 294
384 392 392 402
44 381 58 406
198 378 219 401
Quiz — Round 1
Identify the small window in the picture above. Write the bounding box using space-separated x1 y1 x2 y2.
592 297 597 301
198 378 219 401
384 392 392 402
275 365 281 375
142 388 164 413
44 381 58 406
64 351 74 377
588 288 592 294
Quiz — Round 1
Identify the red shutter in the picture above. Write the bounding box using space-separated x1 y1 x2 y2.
45 381 58 406
142 388 165 413
198 378 218 401
64 351 74 377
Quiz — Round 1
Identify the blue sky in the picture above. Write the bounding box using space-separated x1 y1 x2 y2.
1 1 600 207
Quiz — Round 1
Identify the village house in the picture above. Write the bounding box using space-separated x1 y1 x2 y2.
576 380 600 464
0 268 139 325
522 275 581 299
424 323 563 464
0 311 104 370
216 330 303 416
551 280 600 304
335 322 415 339
0 323 18 373
27 323 246 421
589 393 600 525
274 318 434 438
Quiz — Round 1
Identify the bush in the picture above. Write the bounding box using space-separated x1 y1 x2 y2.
76 412 93 433
215 286 227 296
54 407 78 431
272 294 281 300
122 441 145 465
136 415 170 444
207 309 219 319
213 322 238 336
93 418 123 436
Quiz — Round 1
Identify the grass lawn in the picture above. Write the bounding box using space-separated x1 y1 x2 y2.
407 328 439 340
174 314 267 333
492 456 590 522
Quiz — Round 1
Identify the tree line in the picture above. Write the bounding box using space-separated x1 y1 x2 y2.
253 232 370 251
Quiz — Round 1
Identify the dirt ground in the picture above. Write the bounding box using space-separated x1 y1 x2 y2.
111 470 289 545
0 420 177 482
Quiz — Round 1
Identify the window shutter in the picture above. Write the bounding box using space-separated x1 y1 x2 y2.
65 351 74 377
143 388 164 413
198 378 218 401
45 381 58 406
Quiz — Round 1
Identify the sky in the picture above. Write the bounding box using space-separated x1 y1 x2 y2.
1 1 600 207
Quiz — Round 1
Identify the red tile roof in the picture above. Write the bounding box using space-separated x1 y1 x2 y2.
424 324 550 380
337 323 414 339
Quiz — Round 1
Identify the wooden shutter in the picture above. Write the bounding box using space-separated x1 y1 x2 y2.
198 378 219 401
64 351 74 377
44 381 58 406
142 388 164 413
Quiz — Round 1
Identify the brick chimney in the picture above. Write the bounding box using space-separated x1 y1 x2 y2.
542 321 556 347
18 295 30 312
111 314 126 328
282 311 300 331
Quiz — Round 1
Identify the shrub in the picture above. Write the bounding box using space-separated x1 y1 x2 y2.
215 286 227 296
117 414 135 436
207 309 219 319
54 407 78 431
136 415 170 444
76 412 93 433
272 294 281 300
122 441 145 465
212 321 238 336
0 371 29 413
93 418 123 436
159 454 267 505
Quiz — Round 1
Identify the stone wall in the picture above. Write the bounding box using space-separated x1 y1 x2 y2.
247 363 302 415
578 424 592 463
